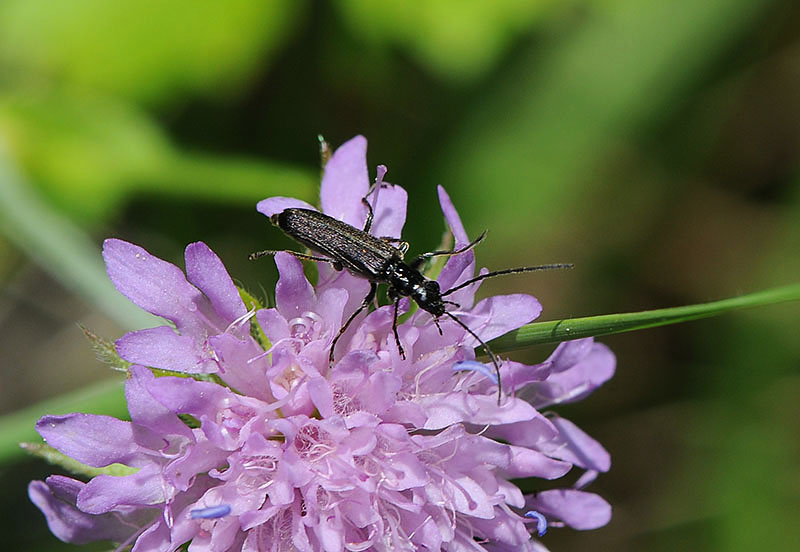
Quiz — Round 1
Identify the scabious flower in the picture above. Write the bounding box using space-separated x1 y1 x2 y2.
30 136 615 551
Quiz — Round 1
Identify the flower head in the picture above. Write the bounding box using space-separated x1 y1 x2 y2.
30 136 614 551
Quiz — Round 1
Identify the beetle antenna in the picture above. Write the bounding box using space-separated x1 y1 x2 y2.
442 311 503 405
441 264 573 297
249 250 278 260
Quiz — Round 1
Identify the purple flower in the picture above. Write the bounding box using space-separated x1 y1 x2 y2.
30 136 614 551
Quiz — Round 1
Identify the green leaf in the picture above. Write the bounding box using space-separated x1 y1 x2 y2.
489 283 800 352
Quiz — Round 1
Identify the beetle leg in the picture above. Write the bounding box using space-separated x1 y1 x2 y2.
432 316 444 336
329 282 378 366
249 249 340 269
362 195 376 233
392 298 406 359
409 231 487 270
362 165 390 233
375 238 409 257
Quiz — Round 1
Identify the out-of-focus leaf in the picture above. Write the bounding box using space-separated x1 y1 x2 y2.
0 0 303 105
433 0 778 243
0 91 317 222
0 138 159 329
0 91 169 221
764 180 800 287
336 0 558 81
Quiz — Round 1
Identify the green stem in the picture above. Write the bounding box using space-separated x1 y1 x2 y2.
489 283 800 353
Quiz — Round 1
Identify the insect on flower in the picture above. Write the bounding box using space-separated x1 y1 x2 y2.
251 179 572 403
29 136 614 551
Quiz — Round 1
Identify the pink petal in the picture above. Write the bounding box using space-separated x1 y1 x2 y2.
274 252 315 318
368 180 408 240
535 341 616 406
386 451 429 491
145 375 242 422
436 218 477 301
102 239 205 336
256 196 317 217
471 514 531 546
28 477 135 544
77 464 165 513
505 446 573 480
307 376 335 418
548 338 594 372
131 519 171 552
209 333 273 401
486 416 559 448
444 475 495 519
126 365 193 438
184 242 246 324
526 489 612 530
363 371 402 414
163 439 230 492
320 135 370 227
316 269 371 326
503 359 554 391
116 326 213 373
465 293 542 343
420 392 542 429
538 415 611 472
36 413 157 468
256 308 290 342
437 186 469 246
314 287 349 331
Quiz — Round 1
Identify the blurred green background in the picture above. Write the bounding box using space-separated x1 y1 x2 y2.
1 0 798 550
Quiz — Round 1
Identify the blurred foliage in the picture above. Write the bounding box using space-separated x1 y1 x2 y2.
434 0 777 244
336 0 559 81
1 0 799 551
0 91 317 223
0 0 302 105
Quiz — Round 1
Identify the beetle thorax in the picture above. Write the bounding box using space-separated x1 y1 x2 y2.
412 279 445 316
